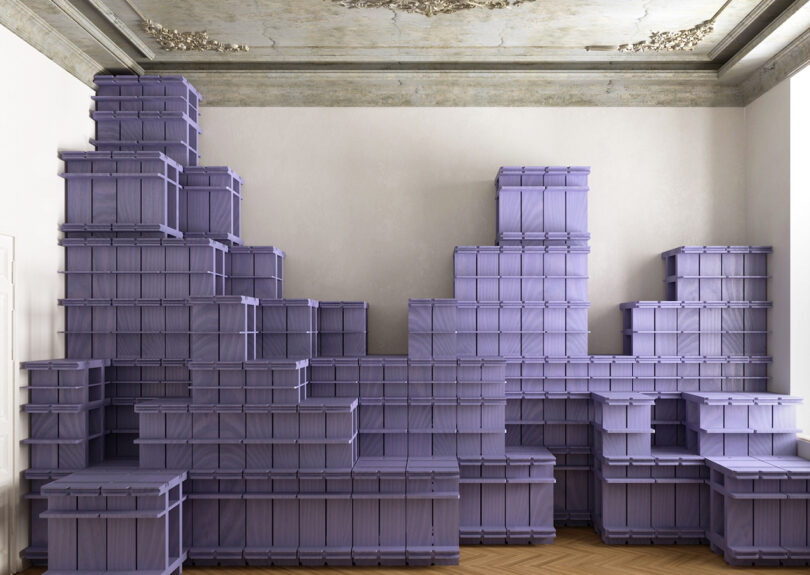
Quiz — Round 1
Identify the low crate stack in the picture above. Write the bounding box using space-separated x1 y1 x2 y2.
20 360 109 563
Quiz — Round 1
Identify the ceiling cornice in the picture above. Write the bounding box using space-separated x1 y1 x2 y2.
164 69 743 107
3 0 810 106
0 0 101 86
740 22 810 101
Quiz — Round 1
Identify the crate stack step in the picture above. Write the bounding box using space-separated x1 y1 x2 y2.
662 246 771 302
40 467 187 575
707 456 810 566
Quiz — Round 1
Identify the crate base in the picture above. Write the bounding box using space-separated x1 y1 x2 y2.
596 524 707 545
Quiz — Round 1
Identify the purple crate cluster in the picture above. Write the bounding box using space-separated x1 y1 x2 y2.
62 238 227 299
593 452 709 544
495 166 590 246
621 301 770 356
458 447 556 544
683 392 800 456
41 467 187 575
454 246 589 303
61 151 183 238
706 456 810 566
258 298 319 358
319 301 368 357
180 166 243 245
226 246 284 299
662 246 771 301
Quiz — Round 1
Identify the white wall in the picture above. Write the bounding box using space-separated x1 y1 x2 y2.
200 107 747 355
744 82 791 398
790 69 810 433
0 23 94 573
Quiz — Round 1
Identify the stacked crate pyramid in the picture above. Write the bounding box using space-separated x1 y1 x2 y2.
21 74 810 574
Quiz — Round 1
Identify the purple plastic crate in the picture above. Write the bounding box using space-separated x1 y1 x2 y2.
594 457 709 544
458 447 556 545
662 246 771 302
621 301 770 356
42 467 186 575
258 299 319 359
318 301 368 357
496 166 591 189
190 296 258 362
189 359 309 405
180 166 243 245
457 302 589 358
495 167 590 245
94 74 201 123
226 246 284 299
454 245 589 303
408 299 457 360
61 151 183 238
706 456 810 566
92 110 200 167
62 238 227 299
23 359 108 406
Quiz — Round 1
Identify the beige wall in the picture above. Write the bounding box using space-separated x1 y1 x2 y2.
0 23 94 573
200 107 747 355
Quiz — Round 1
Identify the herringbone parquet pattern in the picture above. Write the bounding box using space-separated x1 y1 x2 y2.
18 528 804 575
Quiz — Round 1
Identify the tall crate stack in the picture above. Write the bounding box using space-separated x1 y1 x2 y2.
450 166 592 538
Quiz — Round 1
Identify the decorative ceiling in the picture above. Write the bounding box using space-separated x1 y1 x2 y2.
4 0 810 105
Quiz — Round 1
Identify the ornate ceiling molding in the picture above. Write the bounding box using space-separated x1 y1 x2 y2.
329 0 536 17
123 0 248 52
143 21 249 52
618 0 734 53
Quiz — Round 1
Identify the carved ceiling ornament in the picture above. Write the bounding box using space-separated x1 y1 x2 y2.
330 0 536 17
618 0 733 53
124 0 248 52
143 20 249 52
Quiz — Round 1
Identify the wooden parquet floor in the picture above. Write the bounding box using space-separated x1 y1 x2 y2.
17 528 809 575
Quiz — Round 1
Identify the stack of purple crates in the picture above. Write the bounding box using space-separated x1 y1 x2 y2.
21 73 810 571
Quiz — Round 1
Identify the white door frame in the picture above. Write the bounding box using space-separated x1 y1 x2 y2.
0 234 15 575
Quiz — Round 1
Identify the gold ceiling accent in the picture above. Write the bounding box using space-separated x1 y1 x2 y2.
618 0 733 53
330 0 536 17
143 21 249 52
123 0 248 52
